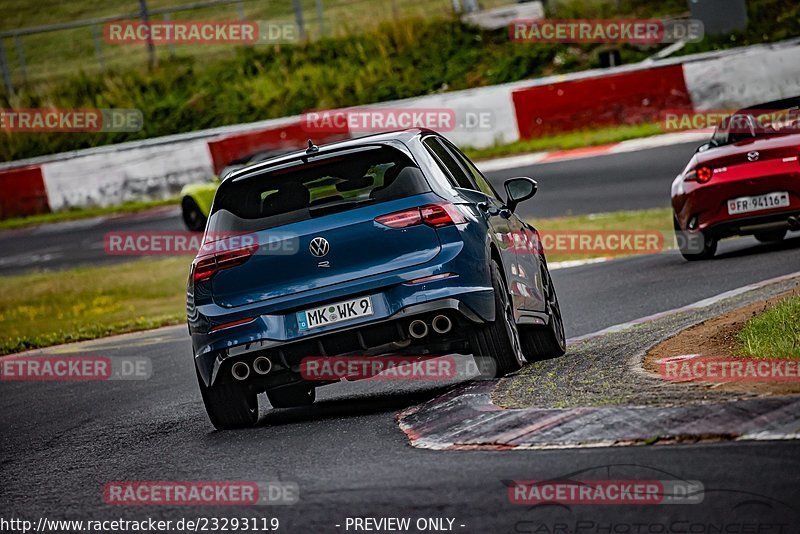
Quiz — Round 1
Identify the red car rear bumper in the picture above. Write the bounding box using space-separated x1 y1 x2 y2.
673 173 800 238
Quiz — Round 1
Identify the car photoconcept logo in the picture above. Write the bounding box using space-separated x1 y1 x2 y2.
747 151 760 162
309 237 330 257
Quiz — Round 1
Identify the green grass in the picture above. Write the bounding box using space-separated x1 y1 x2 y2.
737 296 800 359
0 257 189 355
0 0 796 165
0 0 691 85
4 0 797 163
465 123 665 161
0 197 178 231
0 0 513 86
0 206 675 355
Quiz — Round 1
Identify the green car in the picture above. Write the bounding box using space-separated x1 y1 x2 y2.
180 149 288 231
180 179 219 232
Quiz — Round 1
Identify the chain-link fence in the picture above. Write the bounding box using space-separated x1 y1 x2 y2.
0 0 518 93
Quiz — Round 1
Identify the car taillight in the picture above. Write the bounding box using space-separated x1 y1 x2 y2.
696 166 713 183
191 244 258 284
375 203 467 229
209 317 257 333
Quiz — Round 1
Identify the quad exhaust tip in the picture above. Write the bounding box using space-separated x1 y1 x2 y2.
789 216 800 231
231 361 250 381
409 320 428 339
431 315 453 334
253 356 273 376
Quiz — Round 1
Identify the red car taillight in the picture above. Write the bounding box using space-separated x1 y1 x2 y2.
191 244 258 284
375 203 467 229
685 166 713 184
696 166 713 183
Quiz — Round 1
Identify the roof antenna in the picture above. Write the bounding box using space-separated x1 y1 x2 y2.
306 139 319 155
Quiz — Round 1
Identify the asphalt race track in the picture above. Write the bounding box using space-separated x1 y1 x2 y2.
485 141 701 219
3 237 800 531
2 141 800 531
0 141 702 276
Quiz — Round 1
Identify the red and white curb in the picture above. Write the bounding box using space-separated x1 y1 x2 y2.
397 272 800 450
397 384 800 450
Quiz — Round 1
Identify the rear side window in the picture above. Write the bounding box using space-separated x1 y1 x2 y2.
207 146 430 234
442 140 502 201
423 137 477 190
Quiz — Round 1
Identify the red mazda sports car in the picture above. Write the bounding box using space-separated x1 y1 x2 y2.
672 97 800 260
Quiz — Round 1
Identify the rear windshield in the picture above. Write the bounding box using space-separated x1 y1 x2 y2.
712 102 800 146
207 146 430 234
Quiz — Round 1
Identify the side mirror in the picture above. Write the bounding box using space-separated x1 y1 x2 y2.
503 177 538 213
695 142 712 153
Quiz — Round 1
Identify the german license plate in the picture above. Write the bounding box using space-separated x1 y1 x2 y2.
297 296 373 331
727 192 790 215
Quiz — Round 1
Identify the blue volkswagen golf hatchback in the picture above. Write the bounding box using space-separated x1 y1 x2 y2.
188 129 566 429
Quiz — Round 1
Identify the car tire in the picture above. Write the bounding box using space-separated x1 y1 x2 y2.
469 260 526 378
754 230 787 243
196 368 258 430
267 384 316 408
182 197 207 233
674 217 717 261
520 266 566 361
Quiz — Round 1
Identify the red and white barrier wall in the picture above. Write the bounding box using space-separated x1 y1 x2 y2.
1 39 798 218
511 64 693 137
0 165 48 219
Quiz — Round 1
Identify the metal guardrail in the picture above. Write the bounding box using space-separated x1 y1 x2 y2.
0 0 495 95
0 0 249 37
0 0 252 94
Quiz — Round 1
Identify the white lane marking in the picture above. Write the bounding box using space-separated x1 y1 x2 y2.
477 152 549 173
568 270 800 344
17 206 181 237
32 217 106 234
738 432 800 441
608 130 712 154
9 324 186 357
549 258 612 270
0 247 64 267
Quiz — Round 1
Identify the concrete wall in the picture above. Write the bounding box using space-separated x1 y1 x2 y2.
683 41 800 110
42 139 214 211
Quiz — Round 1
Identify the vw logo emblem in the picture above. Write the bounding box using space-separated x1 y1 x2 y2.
747 151 760 162
309 237 330 257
